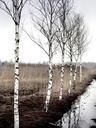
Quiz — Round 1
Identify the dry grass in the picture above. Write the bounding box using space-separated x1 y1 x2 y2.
0 63 48 95
0 62 94 96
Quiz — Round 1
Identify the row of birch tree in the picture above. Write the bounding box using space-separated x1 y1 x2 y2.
28 0 87 112
0 0 87 128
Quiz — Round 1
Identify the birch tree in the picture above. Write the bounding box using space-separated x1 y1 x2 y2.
73 40 79 89
0 0 28 128
66 18 76 93
55 0 73 100
72 15 80 89
29 0 60 112
74 14 87 83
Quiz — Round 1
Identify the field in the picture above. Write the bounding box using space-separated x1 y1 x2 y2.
0 62 96 128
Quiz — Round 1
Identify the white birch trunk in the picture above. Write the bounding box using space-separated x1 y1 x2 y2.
59 51 64 100
14 1 20 127
0 0 25 127
73 63 77 90
14 23 19 128
44 44 53 112
80 56 82 83
68 58 72 94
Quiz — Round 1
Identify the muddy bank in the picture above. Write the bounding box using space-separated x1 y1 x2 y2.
0 74 96 128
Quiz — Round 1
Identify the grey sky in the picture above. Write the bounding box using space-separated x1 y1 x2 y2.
73 0 96 62
0 0 96 63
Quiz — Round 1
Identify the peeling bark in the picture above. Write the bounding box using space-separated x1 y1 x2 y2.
44 43 53 112
68 57 73 94
73 63 77 90
59 51 65 100
14 1 20 128
14 23 20 128
80 56 82 83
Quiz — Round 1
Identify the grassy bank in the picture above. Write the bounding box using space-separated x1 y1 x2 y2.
0 63 96 128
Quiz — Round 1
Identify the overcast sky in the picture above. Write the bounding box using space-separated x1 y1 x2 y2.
0 0 96 63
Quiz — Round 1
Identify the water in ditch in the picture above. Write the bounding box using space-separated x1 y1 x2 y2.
55 80 96 128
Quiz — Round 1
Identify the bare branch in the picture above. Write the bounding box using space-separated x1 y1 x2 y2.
52 43 59 57
0 0 13 19
22 27 49 56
